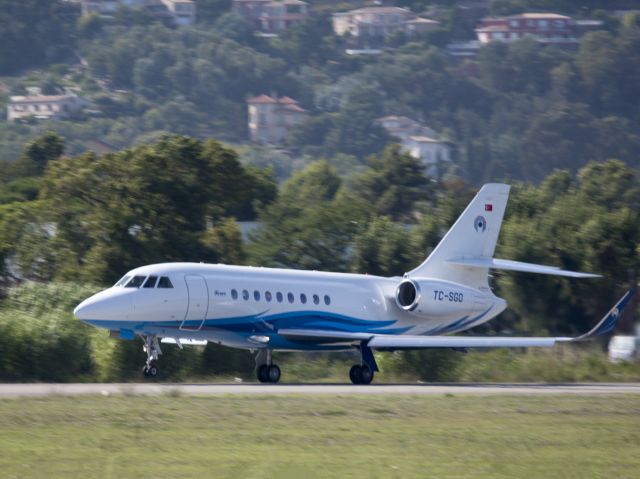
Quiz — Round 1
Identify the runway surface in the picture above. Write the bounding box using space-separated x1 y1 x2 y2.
1 382 640 398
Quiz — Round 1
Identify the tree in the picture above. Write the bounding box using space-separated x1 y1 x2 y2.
37 136 264 283
13 132 65 178
247 161 368 271
353 145 432 221
351 217 413 276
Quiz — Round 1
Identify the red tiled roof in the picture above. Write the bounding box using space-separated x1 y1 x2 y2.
247 94 278 104
281 103 306 113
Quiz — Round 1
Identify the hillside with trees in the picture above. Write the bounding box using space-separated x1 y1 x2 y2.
1 0 640 183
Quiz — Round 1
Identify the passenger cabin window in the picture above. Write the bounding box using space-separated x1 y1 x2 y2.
157 276 174 288
287 292 294 303
324 295 331 306
254 290 261 301
242 289 249 300
115 275 131 287
313 294 319 305
276 292 283 303
143 276 158 288
231 289 238 300
265 291 272 302
125 276 146 288
300 293 307 304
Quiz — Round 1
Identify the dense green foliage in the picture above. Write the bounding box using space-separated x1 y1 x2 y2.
1 134 275 285
0 0 79 75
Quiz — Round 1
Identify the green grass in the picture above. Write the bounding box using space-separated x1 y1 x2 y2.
0 394 639 478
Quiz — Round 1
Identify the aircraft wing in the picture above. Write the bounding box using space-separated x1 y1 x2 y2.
280 289 635 350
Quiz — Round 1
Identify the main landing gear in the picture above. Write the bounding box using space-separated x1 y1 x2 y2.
142 335 162 378
349 342 378 385
255 349 281 384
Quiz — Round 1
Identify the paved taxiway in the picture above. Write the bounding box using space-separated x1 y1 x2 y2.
1 383 639 398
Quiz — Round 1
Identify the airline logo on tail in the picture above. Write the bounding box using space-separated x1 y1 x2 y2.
474 216 487 232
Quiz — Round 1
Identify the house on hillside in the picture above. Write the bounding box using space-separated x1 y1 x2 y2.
332 6 439 45
475 12 603 45
232 0 309 34
247 95 308 144
80 0 196 26
161 0 195 25
376 115 451 175
7 91 86 122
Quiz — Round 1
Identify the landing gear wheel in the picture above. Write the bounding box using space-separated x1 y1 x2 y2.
257 364 269 383
349 364 363 385
267 364 281 384
147 361 158 378
360 364 374 384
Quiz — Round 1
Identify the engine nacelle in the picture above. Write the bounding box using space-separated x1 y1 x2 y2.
395 278 490 318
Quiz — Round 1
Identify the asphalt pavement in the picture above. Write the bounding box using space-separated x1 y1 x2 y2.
1 382 639 398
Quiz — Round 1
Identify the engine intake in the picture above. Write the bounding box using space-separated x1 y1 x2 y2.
396 279 420 311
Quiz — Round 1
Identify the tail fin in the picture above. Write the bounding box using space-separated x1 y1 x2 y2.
407 183 510 289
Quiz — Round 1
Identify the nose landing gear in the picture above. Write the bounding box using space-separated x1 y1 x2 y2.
142 335 162 378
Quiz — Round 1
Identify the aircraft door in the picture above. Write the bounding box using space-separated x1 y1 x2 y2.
181 275 209 331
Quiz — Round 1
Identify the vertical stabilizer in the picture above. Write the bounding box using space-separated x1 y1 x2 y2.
408 183 511 289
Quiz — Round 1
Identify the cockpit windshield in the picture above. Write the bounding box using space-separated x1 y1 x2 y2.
114 275 131 287
114 274 174 289
125 275 146 288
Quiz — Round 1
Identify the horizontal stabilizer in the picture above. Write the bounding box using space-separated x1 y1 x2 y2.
447 257 601 278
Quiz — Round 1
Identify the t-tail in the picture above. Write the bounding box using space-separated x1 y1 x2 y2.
407 183 600 289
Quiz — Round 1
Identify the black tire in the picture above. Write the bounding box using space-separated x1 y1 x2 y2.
267 364 281 384
148 364 158 378
360 364 374 385
349 364 362 384
257 364 269 383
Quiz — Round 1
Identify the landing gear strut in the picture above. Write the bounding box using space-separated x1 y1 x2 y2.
142 335 162 378
349 342 377 385
255 349 281 384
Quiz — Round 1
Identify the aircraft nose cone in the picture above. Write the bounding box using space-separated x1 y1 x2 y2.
74 290 132 321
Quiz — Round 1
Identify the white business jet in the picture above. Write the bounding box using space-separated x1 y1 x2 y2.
74 184 635 384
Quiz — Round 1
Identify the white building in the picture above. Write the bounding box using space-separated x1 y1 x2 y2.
376 115 451 175
161 0 195 26
232 0 309 34
7 92 85 122
332 7 438 39
247 94 308 144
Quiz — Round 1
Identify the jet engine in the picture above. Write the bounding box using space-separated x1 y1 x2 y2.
395 278 492 318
